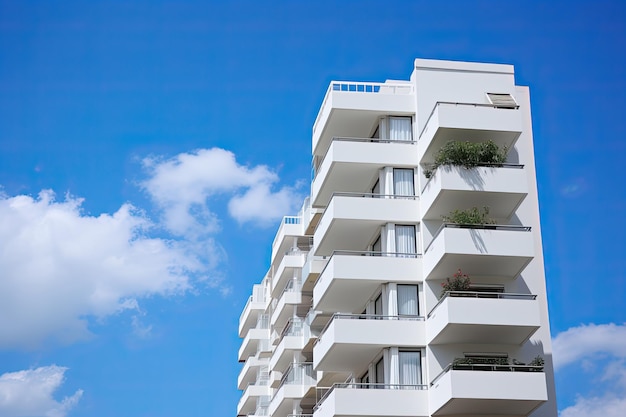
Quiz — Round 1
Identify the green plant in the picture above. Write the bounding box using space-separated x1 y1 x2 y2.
440 269 471 298
424 140 508 178
452 356 509 367
529 355 545 368
442 206 495 225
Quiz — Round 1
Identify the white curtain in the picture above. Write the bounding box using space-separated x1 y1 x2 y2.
397 285 419 316
388 117 412 141
399 351 421 386
395 225 416 257
393 169 414 196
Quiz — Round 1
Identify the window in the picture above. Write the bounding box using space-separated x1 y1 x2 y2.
374 293 383 316
395 225 416 257
360 370 370 388
399 351 422 386
388 116 412 141
486 93 518 109
397 285 419 316
375 357 385 386
393 168 414 197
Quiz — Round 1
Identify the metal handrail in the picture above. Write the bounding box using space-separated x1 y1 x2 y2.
424 222 532 253
427 291 537 318
316 313 425 345
330 191 418 200
418 101 520 140
430 362 544 386
314 382 428 411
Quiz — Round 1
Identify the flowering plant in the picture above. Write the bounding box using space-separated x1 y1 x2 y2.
440 269 471 298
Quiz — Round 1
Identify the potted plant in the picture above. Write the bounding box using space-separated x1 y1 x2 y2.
440 269 471 299
442 206 495 227
424 140 508 179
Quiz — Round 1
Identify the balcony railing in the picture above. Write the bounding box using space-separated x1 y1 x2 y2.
275 317 307 346
256 314 269 330
311 136 416 179
316 313 425 345
331 191 418 200
314 382 428 411
280 278 301 296
313 81 414 135
424 222 531 253
427 291 537 318
430 360 544 386
418 101 520 140
277 362 315 389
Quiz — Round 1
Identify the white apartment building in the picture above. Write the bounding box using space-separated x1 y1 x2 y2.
237 58 557 417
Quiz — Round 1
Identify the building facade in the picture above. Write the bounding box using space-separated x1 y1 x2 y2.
237 58 557 417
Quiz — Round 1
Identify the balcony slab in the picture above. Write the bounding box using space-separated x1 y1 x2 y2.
314 317 425 372
421 165 528 221
314 195 419 257
423 225 534 280
429 370 547 415
427 295 540 344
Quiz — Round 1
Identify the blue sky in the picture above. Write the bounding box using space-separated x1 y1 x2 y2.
0 1 625 416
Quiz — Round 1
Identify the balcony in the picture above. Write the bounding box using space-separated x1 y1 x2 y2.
239 315 270 362
311 138 418 208
238 356 269 390
427 292 540 344
314 251 421 313
314 314 425 372
429 364 547 415
271 280 312 331
420 165 528 221
271 250 308 299
271 216 305 262
314 193 419 256
314 383 428 417
269 363 316 417
417 102 522 165
423 224 534 280
312 81 415 157
239 283 269 337
270 319 310 372
238 382 271 416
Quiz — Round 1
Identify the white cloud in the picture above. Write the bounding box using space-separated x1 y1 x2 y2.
141 148 303 235
553 323 626 370
554 323 626 416
0 148 301 348
0 365 82 417
0 191 205 349
228 182 301 226
560 395 626 417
